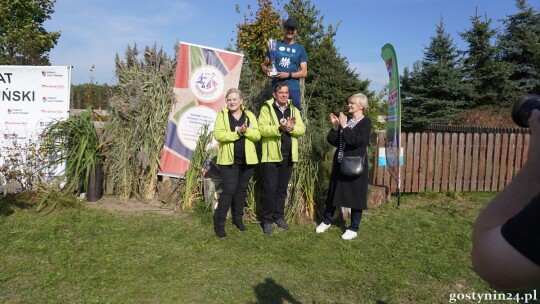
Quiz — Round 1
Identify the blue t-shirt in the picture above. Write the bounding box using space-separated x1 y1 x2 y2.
268 41 308 91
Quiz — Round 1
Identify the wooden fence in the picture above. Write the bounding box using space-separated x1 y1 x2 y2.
371 129 531 193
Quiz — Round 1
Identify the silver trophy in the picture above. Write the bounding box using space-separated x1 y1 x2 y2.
267 38 278 76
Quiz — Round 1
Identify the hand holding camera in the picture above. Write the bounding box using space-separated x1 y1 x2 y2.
512 94 540 127
512 94 540 175
523 109 540 177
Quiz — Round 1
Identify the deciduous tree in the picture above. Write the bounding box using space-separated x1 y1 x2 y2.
0 0 61 65
236 0 282 80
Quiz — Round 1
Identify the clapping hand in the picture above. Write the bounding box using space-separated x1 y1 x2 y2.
287 117 296 130
329 113 339 130
338 112 348 128
279 117 295 133
237 121 248 135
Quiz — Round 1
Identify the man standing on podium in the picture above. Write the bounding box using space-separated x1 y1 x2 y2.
261 18 308 110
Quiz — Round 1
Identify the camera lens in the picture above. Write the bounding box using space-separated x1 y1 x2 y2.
511 94 540 127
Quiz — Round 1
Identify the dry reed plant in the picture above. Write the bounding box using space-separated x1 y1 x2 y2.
103 45 176 199
181 125 213 209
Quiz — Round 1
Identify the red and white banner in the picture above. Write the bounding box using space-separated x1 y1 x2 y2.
159 42 243 177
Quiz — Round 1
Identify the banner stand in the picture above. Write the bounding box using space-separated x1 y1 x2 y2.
159 42 244 178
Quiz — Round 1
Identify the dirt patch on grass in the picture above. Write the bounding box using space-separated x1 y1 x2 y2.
453 107 516 128
86 196 177 216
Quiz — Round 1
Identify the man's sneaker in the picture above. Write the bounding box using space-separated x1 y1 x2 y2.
263 223 274 235
274 218 289 231
315 222 331 233
341 229 358 240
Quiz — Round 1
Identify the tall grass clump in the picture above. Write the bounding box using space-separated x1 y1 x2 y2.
285 82 318 222
40 107 104 195
103 44 176 199
245 165 263 221
287 134 318 223
181 125 214 209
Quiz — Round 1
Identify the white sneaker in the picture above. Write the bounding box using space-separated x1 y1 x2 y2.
341 229 358 240
315 222 331 233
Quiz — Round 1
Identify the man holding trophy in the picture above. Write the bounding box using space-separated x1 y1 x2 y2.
261 18 308 109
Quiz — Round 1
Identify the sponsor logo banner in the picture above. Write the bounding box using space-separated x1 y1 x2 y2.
0 65 71 156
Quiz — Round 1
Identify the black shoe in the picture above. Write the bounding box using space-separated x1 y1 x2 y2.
214 225 226 238
233 220 247 232
274 218 289 231
263 223 273 235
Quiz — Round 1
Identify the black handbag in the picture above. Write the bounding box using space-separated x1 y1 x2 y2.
340 155 365 177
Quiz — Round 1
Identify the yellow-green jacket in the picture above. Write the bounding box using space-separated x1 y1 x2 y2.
258 98 305 163
213 106 260 165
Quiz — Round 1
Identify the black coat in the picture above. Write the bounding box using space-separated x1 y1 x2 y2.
326 116 371 210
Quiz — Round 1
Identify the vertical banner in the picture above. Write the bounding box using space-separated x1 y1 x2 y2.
159 42 244 177
0 66 71 179
381 44 402 181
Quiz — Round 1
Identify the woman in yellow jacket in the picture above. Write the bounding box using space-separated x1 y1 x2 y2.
213 88 260 238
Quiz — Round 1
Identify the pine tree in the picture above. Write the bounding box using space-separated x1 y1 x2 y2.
400 62 427 129
401 18 470 131
460 11 515 106
497 0 540 94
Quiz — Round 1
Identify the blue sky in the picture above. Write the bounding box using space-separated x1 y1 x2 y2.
45 0 535 93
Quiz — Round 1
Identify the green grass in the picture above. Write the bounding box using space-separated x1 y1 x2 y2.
0 192 517 303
